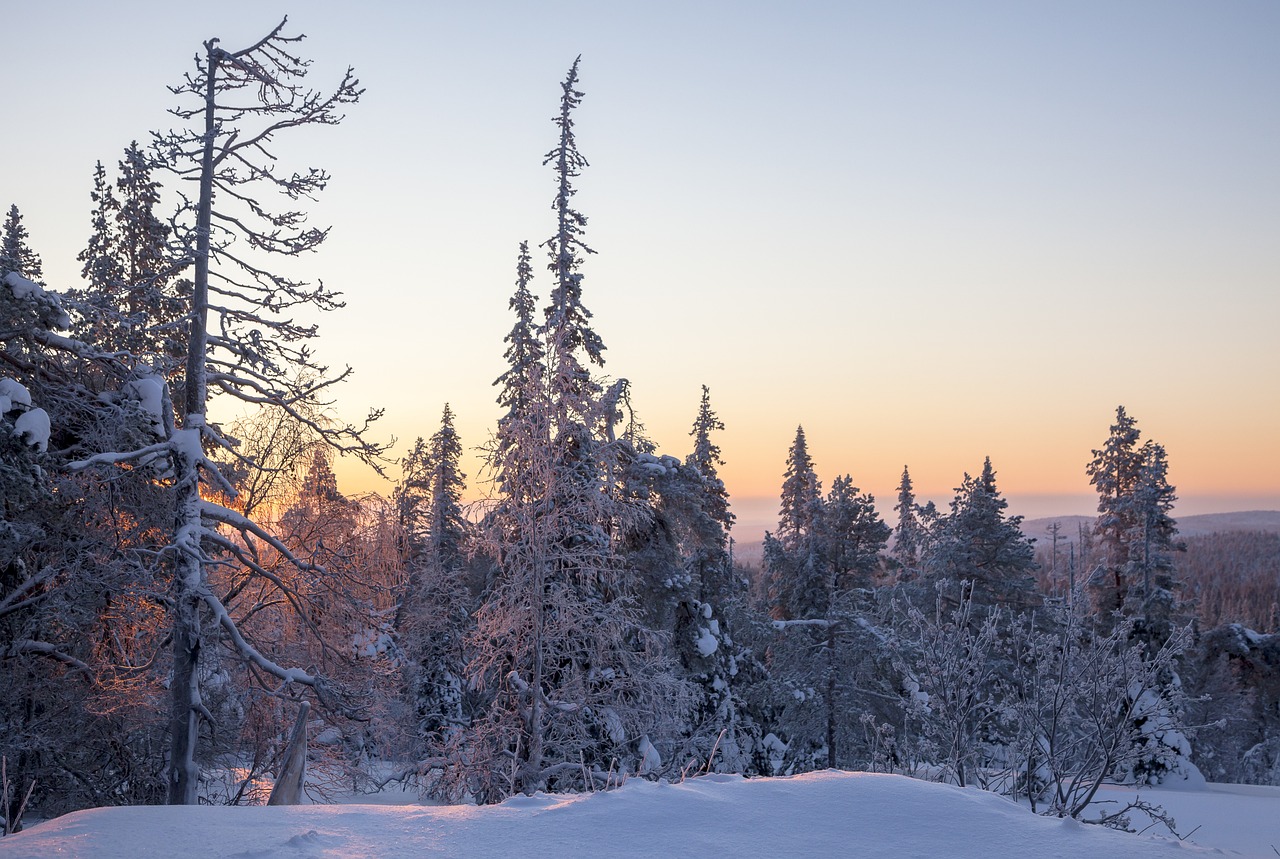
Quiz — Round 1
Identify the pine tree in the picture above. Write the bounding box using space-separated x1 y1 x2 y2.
777 425 821 549
426 404 468 570
1087 406 1146 618
1121 441 1179 641
76 161 124 303
759 428 895 770
824 476 889 593
73 143 183 365
687 385 732 541
398 407 474 782
767 426 825 620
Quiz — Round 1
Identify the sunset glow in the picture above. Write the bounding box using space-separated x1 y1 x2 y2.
7 1 1277 541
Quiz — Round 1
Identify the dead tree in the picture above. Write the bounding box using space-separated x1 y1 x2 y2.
73 17 385 804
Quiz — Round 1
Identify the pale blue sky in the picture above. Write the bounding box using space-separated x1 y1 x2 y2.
5 1 1278 539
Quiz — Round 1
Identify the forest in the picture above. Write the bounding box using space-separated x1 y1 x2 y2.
2 18 1278 837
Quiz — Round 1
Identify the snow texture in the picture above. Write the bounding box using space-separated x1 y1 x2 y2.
2 771 1271 859
0 377 32 413
13 407 50 452
693 626 719 657
123 375 166 439
4 271 71 329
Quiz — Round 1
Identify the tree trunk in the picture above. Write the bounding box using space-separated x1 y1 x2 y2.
825 624 837 769
267 702 310 805
167 587 202 805
167 41 218 805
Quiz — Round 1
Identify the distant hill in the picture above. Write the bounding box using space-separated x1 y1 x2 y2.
1022 510 1280 541
731 511 1280 568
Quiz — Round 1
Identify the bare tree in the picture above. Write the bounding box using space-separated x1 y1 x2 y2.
72 18 386 804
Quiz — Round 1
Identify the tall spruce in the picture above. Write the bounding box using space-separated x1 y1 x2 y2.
399 406 473 780
467 60 691 799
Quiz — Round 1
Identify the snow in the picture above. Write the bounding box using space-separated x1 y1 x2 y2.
3 271 71 329
693 626 719 656
3 271 43 302
124 375 166 438
4 771 1270 859
13 407 50 452
0 377 32 413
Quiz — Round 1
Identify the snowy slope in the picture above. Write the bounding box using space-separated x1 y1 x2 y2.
1 771 1260 859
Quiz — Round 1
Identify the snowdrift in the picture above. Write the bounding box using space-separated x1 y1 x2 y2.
0 771 1245 859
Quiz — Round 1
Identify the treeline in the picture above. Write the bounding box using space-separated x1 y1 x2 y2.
2 20 1278 835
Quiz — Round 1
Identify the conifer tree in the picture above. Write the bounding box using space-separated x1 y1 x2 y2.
467 60 691 799
1 205 60 360
777 425 821 549
892 465 923 571
766 425 825 620
0 206 44 285
72 141 187 365
398 407 474 780
922 457 1038 611
759 428 894 770
1086 407 1184 642
687 385 732 541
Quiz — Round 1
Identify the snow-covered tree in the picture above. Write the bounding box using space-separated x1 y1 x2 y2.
1086 407 1184 642
892 465 923 571
920 458 1038 612
893 595 1007 789
765 425 825 620
622 386 758 773
0 206 43 285
758 430 895 771
465 61 692 800
397 406 476 781
71 18 385 804
72 142 186 367
1002 593 1196 816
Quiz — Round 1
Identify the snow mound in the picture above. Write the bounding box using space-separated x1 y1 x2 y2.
0 771 1239 859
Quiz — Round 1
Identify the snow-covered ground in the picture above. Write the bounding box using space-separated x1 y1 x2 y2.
3 771 1277 859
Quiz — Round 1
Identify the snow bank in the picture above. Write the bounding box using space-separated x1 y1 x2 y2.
0 771 1242 859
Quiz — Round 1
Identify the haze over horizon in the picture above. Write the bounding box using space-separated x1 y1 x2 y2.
6 1 1277 530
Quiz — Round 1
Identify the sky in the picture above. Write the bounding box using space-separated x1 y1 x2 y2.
5 1 1278 541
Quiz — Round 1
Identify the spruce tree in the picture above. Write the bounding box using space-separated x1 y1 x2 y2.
824 475 890 593
892 465 923 571
922 457 1038 611
0 205 44 285
1086 407 1184 642
766 425 825 620
398 407 474 783
468 60 691 799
